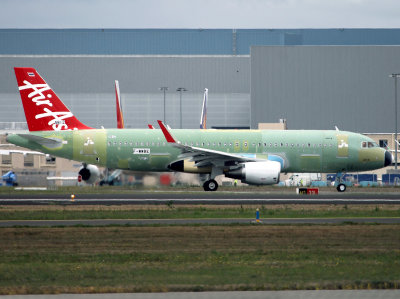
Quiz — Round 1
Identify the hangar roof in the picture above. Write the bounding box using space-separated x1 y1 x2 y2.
2 28 400 55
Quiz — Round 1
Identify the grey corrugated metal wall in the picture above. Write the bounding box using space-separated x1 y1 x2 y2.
3 29 400 55
251 46 400 132
0 56 250 129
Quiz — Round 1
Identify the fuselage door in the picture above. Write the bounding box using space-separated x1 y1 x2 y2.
336 134 349 158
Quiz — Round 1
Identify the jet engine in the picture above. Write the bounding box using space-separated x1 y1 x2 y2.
78 164 100 184
225 161 281 185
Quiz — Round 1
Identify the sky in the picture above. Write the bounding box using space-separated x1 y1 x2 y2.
1 0 400 28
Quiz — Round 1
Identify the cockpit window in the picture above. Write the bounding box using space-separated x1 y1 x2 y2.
362 141 378 148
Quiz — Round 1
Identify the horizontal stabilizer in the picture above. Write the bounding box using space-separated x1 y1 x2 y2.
17 134 64 149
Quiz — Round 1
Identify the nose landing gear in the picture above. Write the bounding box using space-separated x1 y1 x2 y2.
337 183 346 192
335 172 347 192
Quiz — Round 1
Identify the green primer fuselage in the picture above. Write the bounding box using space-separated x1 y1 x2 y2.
7 129 387 174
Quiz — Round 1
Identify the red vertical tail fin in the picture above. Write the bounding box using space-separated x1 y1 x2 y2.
115 80 125 129
14 67 93 131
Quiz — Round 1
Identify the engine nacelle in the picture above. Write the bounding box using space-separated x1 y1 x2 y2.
225 161 281 185
78 164 100 184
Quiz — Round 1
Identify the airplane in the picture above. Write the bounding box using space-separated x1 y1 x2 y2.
115 80 124 129
7 67 392 192
200 88 208 129
149 87 208 130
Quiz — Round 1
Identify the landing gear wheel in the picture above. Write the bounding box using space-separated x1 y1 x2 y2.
203 179 218 191
337 183 346 192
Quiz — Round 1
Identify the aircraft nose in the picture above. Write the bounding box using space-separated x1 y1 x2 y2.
384 150 392 167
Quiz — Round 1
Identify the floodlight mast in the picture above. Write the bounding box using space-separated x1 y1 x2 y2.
390 73 400 169
176 87 188 129
159 87 168 123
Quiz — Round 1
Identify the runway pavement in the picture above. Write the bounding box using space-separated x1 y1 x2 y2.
1 190 400 200
1 217 399 227
1 189 400 205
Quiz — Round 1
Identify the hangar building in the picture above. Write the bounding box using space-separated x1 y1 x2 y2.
1 29 400 131
1 29 400 185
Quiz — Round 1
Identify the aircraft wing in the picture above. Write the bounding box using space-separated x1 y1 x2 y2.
157 120 263 168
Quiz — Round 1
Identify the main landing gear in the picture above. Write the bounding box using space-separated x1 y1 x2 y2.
203 179 218 191
335 172 346 192
202 168 222 191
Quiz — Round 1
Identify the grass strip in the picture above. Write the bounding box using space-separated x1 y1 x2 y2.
0 224 399 294
0 204 399 220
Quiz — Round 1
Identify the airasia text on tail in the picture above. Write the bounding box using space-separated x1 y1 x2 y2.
14 68 92 131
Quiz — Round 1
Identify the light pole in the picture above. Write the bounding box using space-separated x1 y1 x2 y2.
176 87 187 129
159 87 168 123
390 74 400 169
